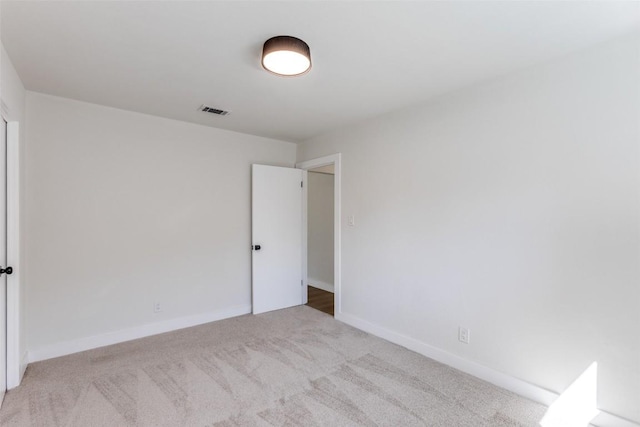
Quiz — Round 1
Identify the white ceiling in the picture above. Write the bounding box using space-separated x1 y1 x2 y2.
2 1 639 143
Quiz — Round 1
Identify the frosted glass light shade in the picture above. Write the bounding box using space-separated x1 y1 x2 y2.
262 36 312 76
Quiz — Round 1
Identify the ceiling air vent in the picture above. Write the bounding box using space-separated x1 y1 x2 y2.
199 105 230 116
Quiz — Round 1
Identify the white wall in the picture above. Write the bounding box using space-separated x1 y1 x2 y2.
298 32 640 424
25 92 296 357
307 171 334 289
1 43 28 382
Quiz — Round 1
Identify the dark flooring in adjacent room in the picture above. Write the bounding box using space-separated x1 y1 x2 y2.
306 285 334 316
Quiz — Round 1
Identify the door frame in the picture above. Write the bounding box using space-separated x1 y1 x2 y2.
1 104 23 390
296 154 342 315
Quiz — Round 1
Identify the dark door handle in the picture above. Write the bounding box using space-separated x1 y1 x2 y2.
0 266 13 276
252 245 261 251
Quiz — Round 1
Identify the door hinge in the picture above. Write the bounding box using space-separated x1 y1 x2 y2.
301 181 303 188
301 279 303 286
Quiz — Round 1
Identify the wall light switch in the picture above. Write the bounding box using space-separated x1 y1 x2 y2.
348 215 355 226
459 327 470 344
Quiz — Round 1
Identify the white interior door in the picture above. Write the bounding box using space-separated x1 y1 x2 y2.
252 164 304 314
0 119 7 403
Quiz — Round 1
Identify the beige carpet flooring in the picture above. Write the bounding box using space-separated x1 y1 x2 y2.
0 306 548 426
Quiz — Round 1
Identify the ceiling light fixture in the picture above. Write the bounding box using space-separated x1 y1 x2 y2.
262 36 311 77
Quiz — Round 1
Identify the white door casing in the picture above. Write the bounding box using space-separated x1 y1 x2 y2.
296 154 342 316
0 119 7 403
1 106 22 391
251 164 304 314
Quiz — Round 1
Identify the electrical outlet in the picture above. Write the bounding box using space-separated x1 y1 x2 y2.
458 327 470 344
154 302 162 313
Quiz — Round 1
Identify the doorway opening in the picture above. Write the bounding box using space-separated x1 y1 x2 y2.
0 118 6 403
297 154 341 318
1 108 23 394
306 164 334 315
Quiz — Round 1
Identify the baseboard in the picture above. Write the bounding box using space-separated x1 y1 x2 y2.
593 412 640 427
308 278 334 293
28 304 252 363
19 351 28 383
8 351 29 390
335 311 639 427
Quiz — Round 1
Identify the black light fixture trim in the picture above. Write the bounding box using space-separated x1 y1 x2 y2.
261 35 312 76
